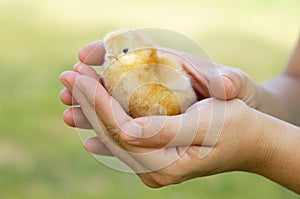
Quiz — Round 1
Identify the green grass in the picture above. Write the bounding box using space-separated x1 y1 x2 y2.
0 0 299 198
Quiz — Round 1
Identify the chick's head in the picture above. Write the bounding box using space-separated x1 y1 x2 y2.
103 29 155 64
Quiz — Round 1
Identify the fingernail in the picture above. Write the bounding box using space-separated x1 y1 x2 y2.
60 71 74 89
60 79 70 88
74 62 88 74
121 122 142 141
60 77 71 89
73 62 82 71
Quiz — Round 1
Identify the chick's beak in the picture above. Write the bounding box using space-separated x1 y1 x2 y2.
107 53 119 60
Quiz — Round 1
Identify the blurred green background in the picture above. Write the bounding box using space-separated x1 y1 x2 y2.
0 0 299 198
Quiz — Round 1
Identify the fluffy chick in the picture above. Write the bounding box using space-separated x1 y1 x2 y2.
102 29 197 118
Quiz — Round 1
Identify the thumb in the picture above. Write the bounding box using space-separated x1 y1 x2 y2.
208 67 261 108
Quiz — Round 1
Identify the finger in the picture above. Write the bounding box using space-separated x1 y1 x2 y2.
169 49 212 97
60 88 78 106
137 173 163 188
71 85 149 172
208 67 260 107
73 62 101 81
60 70 78 91
73 75 188 173
74 75 132 137
209 68 242 99
78 40 106 66
190 78 209 100
120 99 215 148
175 49 260 107
63 107 93 129
83 137 114 156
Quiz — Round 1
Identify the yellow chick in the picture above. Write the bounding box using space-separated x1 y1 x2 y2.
102 29 197 118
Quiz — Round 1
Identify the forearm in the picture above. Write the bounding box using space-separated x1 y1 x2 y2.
252 112 300 194
257 75 300 126
256 37 300 126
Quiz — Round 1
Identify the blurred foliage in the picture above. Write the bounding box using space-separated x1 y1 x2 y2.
0 0 299 198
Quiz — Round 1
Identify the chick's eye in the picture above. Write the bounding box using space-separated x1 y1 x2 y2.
122 48 129 53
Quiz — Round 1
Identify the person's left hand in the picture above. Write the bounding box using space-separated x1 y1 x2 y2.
61 65 269 187
60 46 271 188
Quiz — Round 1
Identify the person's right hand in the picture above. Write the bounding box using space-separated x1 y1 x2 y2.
76 40 263 106
60 40 263 155
59 40 300 193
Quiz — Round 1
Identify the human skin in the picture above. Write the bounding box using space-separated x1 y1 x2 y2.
60 39 300 193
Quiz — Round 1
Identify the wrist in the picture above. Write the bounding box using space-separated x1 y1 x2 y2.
243 112 278 174
242 111 300 193
237 109 272 173
256 75 300 125
255 83 290 123
254 84 274 113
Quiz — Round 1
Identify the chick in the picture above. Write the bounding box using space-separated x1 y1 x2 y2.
102 29 197 118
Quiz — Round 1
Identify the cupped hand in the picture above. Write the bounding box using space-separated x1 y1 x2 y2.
60 40 262 154
59 40 270 187
61 62 268 187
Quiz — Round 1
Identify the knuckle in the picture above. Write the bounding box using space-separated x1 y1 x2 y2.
157 127 171 147
229 98 247 109
156 118 177 147
149 172 176 186
139 174 164 188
